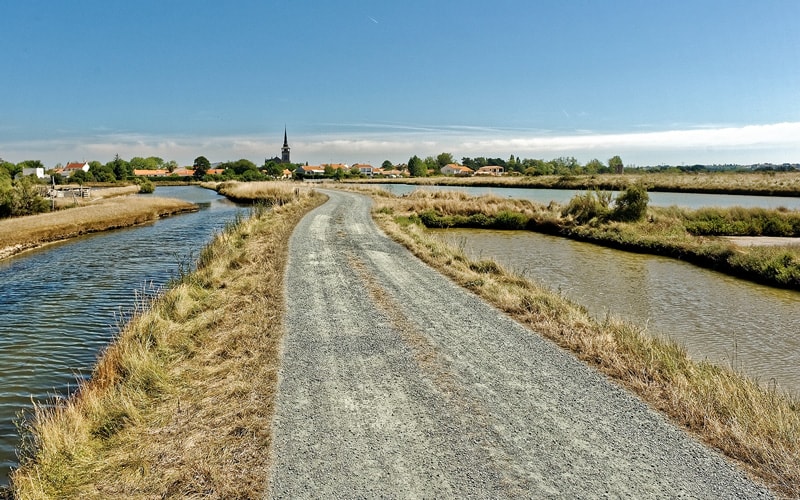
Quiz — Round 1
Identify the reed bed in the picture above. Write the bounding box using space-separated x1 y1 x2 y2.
10 185 325 498
371 203 800 497
362 188 800 289
355 171 800 196
0 196 197 261
215 180 312 205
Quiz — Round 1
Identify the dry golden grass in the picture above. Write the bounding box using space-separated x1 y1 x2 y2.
355 171 800 196
214 180 314 205
11 185 325 498
0 196 197 261
371 197 800 497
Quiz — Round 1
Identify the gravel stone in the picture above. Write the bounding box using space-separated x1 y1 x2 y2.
267 190 773 499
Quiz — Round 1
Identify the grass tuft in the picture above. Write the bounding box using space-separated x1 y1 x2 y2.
371 192 800 497
11 185 326 498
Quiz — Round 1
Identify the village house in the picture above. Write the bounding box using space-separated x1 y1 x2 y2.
61 162 90 178
295 165 325 177
475 165 505 176
441 163 474 176
21 167 48 179
353 163 374 176
133 169 169 177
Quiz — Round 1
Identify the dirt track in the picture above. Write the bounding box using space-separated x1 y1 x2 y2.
268 190 772 498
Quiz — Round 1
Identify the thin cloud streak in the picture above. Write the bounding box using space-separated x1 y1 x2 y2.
1 122 798 166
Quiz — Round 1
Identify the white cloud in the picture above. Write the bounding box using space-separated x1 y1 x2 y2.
1 122 798 167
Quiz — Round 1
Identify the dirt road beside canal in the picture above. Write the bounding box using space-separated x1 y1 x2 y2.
268 190 771 498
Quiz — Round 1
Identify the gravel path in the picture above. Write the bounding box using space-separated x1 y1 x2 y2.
268 190 772 498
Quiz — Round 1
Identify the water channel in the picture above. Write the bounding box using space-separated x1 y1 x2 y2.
370 183 800 210
0 186 247 485
1 183 798 486
432 228 800 396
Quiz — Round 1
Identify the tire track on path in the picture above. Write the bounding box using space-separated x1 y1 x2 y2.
267 189 771 498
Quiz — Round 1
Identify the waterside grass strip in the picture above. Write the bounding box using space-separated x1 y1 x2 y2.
363 188 800 290
371 204 800 497
353 170 800 197
10 186 325 498
0 196 198 261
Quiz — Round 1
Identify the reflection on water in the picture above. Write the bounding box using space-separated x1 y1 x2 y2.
433 228 800 395
0 186 246 485
371 183 800 210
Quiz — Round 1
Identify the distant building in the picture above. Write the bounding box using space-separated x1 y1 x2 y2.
476 165 504 176
61 162 90 178
441 164 474 176
22 167 48 179
281 128 291 164
353 163 374 176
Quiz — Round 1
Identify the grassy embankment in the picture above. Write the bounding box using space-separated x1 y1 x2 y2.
367 189 800 497
10 183 325 498
354 170 800 196
51 185 143 210
358 187 800 290
0 192 197 261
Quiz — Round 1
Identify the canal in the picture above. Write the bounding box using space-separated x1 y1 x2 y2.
432 228 800 396
370 183 800 210
0 186 247 485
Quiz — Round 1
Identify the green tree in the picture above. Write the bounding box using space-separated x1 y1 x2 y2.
436 152 454 169
585 159 604 175
71 169 93 184
193 156 210 179
408 155 426 177
0 167 13 217
109 155 131 181
609 155 624 174
423 156 438 175
90 162 116 182
10 176 50 215
263 159 283 177
164 160 178 173
381 160 394 169
611 184 649 222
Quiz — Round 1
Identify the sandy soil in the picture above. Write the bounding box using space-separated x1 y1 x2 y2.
724 236 800 247
267 190 772 498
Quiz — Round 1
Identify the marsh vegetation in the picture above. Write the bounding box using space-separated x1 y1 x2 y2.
370 195 800 496
10 185 325 498
361 186 799 289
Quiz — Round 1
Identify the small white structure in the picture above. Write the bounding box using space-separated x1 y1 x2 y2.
22 167 48 179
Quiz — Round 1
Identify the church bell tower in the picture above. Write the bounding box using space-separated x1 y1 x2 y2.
281 127 290 164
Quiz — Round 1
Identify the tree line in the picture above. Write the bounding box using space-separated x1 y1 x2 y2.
399 154 625 177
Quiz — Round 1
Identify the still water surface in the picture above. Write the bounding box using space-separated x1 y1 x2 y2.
0 186 246 485
433 228 800 395
371 183 800 210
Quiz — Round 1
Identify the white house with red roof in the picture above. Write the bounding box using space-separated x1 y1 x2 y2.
61 162 90 177
441 164 474 176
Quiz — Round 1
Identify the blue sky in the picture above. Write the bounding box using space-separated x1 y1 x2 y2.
2 0 798 167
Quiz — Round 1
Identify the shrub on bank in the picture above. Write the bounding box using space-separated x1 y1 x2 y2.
610 184 649 222
684 207 800 237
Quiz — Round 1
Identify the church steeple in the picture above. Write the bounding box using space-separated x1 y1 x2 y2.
281 127 291 164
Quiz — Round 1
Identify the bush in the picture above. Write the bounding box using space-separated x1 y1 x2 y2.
685 207 800 237
611 184 649 222
563 190 611 224
494 210 528 229
136 178 155 194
